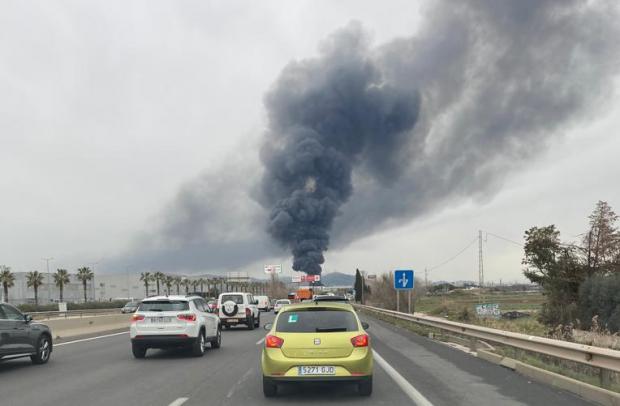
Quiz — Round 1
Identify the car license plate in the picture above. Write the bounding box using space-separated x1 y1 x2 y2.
298 366 336 376
150 317 172 323
227 319 238 323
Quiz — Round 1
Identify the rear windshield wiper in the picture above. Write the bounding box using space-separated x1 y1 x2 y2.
315 327 347 332
148 309 163 312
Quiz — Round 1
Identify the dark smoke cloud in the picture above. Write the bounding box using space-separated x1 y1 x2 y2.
261 0 620 275
113 0 619 274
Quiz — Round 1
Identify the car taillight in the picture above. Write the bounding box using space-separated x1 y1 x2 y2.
131 314 145 322
265 335 284 348
177 313 197 321
245 308 251 316
351 334 369 347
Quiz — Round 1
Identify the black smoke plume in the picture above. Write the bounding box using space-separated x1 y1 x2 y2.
260 0 619 275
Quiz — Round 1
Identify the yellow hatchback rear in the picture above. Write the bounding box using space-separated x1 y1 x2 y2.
261 302 373 397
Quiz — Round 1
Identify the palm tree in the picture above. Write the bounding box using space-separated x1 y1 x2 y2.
182 279 191 294
0 265 15 303
140 272 153 298
174 276 182 295
198 278 206 293
153 272 165 295
164 275 174 295
76 267 94 302
191 279 199 293
26 271 44 308
53 269 71 302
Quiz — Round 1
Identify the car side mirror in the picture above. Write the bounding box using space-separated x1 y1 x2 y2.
361 322 369 330
24 314 33 323
253 300 259 305
263 323 272 331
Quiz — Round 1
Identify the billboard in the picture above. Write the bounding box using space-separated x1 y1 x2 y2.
264 264 282 274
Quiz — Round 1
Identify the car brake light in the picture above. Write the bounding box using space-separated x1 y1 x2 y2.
131 314 145 322
265 335 284 348
351 334 369 347
177 313 197 322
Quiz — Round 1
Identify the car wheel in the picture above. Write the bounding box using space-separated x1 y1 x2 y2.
192 331 206 357
358 376 373 396
211 326 222 349
222 324 229 330
247 316 255 330
263 376 277 397
132 342 147 359
30 335 52 364
255 314 260 328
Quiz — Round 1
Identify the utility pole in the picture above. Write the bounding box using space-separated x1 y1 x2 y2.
478 230 484 288
424 268 428 289
42 257 54 303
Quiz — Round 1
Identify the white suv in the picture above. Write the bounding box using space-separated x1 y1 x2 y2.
130 295 221 358
217 292 260 330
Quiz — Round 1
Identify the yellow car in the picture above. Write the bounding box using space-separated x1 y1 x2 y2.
261 300 373 397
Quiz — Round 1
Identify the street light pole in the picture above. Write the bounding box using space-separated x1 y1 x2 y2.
42 257 54 303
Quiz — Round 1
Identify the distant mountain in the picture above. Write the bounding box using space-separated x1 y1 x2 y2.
320 272 355 287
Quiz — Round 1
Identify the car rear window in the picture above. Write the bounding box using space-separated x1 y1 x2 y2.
138 300 189 312
276 300 290 304
276 308 358 333
220 294 244 304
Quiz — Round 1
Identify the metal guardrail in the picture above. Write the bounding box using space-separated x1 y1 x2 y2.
355 304 620 375
28 308 122 320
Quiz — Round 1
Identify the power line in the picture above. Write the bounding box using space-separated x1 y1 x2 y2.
484 231 523 247
428 237 478 272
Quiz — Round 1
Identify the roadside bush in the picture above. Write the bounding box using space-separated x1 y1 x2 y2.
578 274 620 333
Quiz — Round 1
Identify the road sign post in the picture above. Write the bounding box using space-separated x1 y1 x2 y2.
394 269 414 313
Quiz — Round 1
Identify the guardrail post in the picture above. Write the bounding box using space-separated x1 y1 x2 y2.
469 337 478 352
600 368 612 389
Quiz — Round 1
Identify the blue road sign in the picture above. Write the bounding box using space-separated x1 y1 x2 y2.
394 270 414 290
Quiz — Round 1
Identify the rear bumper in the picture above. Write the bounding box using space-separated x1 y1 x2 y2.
261 347 373 378
131 335 195 348
221 317 250 326
266 375 371 383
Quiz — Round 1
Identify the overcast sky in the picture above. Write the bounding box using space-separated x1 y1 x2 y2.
1 1 619 283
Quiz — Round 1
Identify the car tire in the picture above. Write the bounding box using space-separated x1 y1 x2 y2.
191 331 206 357
263 376 277 397
132 342 147 359
358 376 373 396
30 335 52 364
255 314 260 328
222 324 229 330
247 316 255 330
211 326 222 349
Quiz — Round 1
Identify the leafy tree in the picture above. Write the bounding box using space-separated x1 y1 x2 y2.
26 271 45 307
76 267 94 302
53 269 71 302
153 272 165 295
578 274 620 332
0 265 15 303
523 226 585 325
140 272 153 298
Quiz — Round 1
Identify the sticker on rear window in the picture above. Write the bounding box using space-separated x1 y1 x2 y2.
288 314 298 323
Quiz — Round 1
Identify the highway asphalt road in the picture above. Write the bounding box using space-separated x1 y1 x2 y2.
0 311 591 406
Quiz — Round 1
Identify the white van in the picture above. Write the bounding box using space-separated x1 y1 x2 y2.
254 295 271 312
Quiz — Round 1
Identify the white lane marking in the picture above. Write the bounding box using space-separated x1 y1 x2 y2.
168 398 188 406
373 350 434 406
256 337 265 345
54 331 129 347
227 368 254 398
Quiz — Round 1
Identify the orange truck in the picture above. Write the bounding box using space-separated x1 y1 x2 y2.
294 287 313 301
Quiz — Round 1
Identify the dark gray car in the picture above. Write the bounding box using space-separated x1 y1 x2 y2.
0 303 53 364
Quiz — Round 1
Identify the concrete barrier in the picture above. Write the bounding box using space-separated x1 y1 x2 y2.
41 314 131 339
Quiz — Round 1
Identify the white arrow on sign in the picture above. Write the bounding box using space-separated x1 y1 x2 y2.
398 274 408 287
